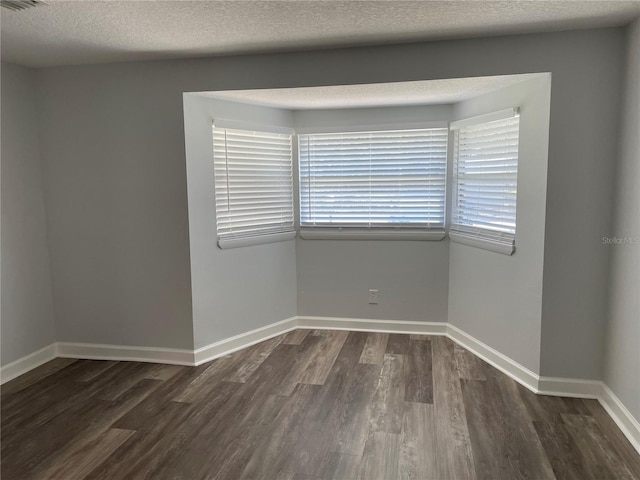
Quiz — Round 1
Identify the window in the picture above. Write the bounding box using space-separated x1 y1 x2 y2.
298 128 448 240
450 109 520 255
213 123 295 249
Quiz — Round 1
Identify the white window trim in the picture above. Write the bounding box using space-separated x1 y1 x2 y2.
449 108 518 130
299 228 445 241
295 120 448 135
218 230 296 249
449 227 515 255
213 121 295 250
298 127 448 240
214 118 295 135
210 113 523 250
449 108 519 255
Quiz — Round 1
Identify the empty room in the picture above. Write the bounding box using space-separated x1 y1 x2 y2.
1 0 639 478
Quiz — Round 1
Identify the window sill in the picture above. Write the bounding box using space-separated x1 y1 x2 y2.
299 229 446 241
449 230 515 255
218 231 296 249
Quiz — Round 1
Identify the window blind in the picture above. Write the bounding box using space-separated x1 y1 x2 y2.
213 125 295 248
452 115 520 240
298 128 448 230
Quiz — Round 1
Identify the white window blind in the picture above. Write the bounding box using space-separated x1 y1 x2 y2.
298 128 448 233
213 125 295 249
451 113 520 252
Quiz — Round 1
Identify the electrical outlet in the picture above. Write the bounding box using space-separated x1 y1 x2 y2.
368 289 379 304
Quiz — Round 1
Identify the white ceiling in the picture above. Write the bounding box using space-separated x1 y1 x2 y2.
199 74 542 109
1 0 639 68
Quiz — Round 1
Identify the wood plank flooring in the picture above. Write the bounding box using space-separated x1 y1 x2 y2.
2 331 639 479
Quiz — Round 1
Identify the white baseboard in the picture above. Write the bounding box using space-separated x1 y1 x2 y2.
56 342 194 366
0 343 57 385
2 315 638 454
599 383 640 453
536 376 602 399
446 323 540 393
297 316 448 335
193 316 297 365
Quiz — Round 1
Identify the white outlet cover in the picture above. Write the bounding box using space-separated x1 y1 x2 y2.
368 290 379 304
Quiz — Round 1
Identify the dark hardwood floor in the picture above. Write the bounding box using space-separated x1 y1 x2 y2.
2 330 639 479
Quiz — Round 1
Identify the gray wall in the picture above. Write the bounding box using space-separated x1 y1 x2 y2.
604 19 640 421
448 76 552 373
34 29 624 377
294 105 451 322
539 31 625 380
183 95 297 349
37 64 196 349
1 62 56 365
297 239 449 321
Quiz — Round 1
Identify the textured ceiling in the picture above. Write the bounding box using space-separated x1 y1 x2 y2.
1 1 639 68
199 74 542 109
